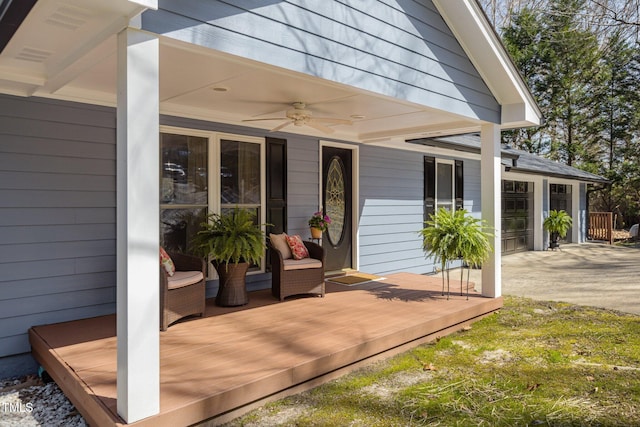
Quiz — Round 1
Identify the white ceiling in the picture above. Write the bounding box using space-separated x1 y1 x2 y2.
0 0 491 143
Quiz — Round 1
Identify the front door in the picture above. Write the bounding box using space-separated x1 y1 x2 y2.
322 146 353 272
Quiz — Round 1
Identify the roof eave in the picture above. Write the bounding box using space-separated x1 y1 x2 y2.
406 136 519 160
509 167 611 185
0 0 153 98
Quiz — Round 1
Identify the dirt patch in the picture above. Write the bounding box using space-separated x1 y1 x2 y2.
362 371 435 399
478 349 514 366
235 405 312 427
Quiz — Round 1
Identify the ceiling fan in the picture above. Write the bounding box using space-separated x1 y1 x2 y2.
242 102 352 134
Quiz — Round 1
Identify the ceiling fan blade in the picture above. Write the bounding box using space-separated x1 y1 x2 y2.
270 120 294 132
243 102 352 134
312 117 353 125
306 121 335 134
242 117 288 122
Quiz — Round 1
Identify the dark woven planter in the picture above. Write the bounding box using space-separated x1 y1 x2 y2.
214 262 249 307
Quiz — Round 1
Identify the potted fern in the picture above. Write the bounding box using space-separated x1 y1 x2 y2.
419 208 493 299
192 207 267 306
543 209 572 250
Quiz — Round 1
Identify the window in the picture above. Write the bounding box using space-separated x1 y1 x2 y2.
220 138 261 220
160 132 208 253
424 156 463 221
160 128 266 271
436 161 454 211
550 184 572 214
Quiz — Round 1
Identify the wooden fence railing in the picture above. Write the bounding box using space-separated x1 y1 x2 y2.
588 212 613 244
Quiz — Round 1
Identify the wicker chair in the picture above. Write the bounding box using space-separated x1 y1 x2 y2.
160 251 206 331
270 240 325 301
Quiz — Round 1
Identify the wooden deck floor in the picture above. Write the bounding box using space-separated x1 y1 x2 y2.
29 272 502 427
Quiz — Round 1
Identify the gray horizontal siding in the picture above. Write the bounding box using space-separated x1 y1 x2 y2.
0 94 117 358
359 146 429 275
359 146 482 276
285 136 321 238
464 159 481 215
143 0 499 122
1 303 115 348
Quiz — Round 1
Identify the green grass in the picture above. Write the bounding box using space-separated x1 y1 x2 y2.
226 296 640 426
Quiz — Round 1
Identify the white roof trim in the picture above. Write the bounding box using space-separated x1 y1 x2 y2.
128 0 157 9
432 0 541 128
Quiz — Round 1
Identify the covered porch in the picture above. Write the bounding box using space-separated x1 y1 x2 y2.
29 273 502 427
1 1 541 423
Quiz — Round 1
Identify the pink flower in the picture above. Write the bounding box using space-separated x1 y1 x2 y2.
308 211 332 231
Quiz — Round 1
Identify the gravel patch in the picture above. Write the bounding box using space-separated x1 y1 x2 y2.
0 375 86 427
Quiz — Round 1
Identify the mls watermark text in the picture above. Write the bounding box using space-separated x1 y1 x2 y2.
1 402 34 413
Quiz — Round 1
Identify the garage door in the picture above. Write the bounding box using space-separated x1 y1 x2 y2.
502 180 534 254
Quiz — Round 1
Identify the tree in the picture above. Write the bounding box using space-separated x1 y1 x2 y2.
501 7 549 153
543 0 603 166
501 0 603 166
480 0 640 42
484 0 640 228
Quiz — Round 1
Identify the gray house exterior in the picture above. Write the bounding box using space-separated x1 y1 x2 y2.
413 134 609 253
0 0 541 422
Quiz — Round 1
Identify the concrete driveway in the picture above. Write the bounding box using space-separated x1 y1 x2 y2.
459 242 640 315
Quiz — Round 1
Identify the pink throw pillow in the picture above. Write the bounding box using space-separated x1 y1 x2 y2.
285 235 310 260
160 247 175 276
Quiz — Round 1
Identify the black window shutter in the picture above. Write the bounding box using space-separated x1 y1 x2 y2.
266 137 287 235
455 160 464 211
424 156 435 222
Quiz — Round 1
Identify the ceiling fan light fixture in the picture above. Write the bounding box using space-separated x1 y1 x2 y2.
287 108 312 122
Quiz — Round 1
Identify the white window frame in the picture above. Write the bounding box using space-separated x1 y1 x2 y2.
160 126 267 276
435 159 455 211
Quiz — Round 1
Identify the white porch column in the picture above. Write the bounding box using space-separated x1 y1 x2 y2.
480 124 502 298
571 181 581 243
116 27 160 423
533 176 544 250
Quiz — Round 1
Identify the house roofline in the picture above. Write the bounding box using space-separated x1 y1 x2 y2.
507 167 610 184
432 0 542 129
406 135 610 185
406 136 519 159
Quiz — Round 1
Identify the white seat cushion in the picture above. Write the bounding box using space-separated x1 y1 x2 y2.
283 258 323 271
167 270 204 289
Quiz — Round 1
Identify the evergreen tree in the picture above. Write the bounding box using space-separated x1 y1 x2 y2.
501 8 548 153
589 32 640 225
542 0 602 166
499 0 640 227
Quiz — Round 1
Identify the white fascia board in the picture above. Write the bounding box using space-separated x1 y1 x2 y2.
432 0 541 128
501 102 540 128
129 0 157 9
